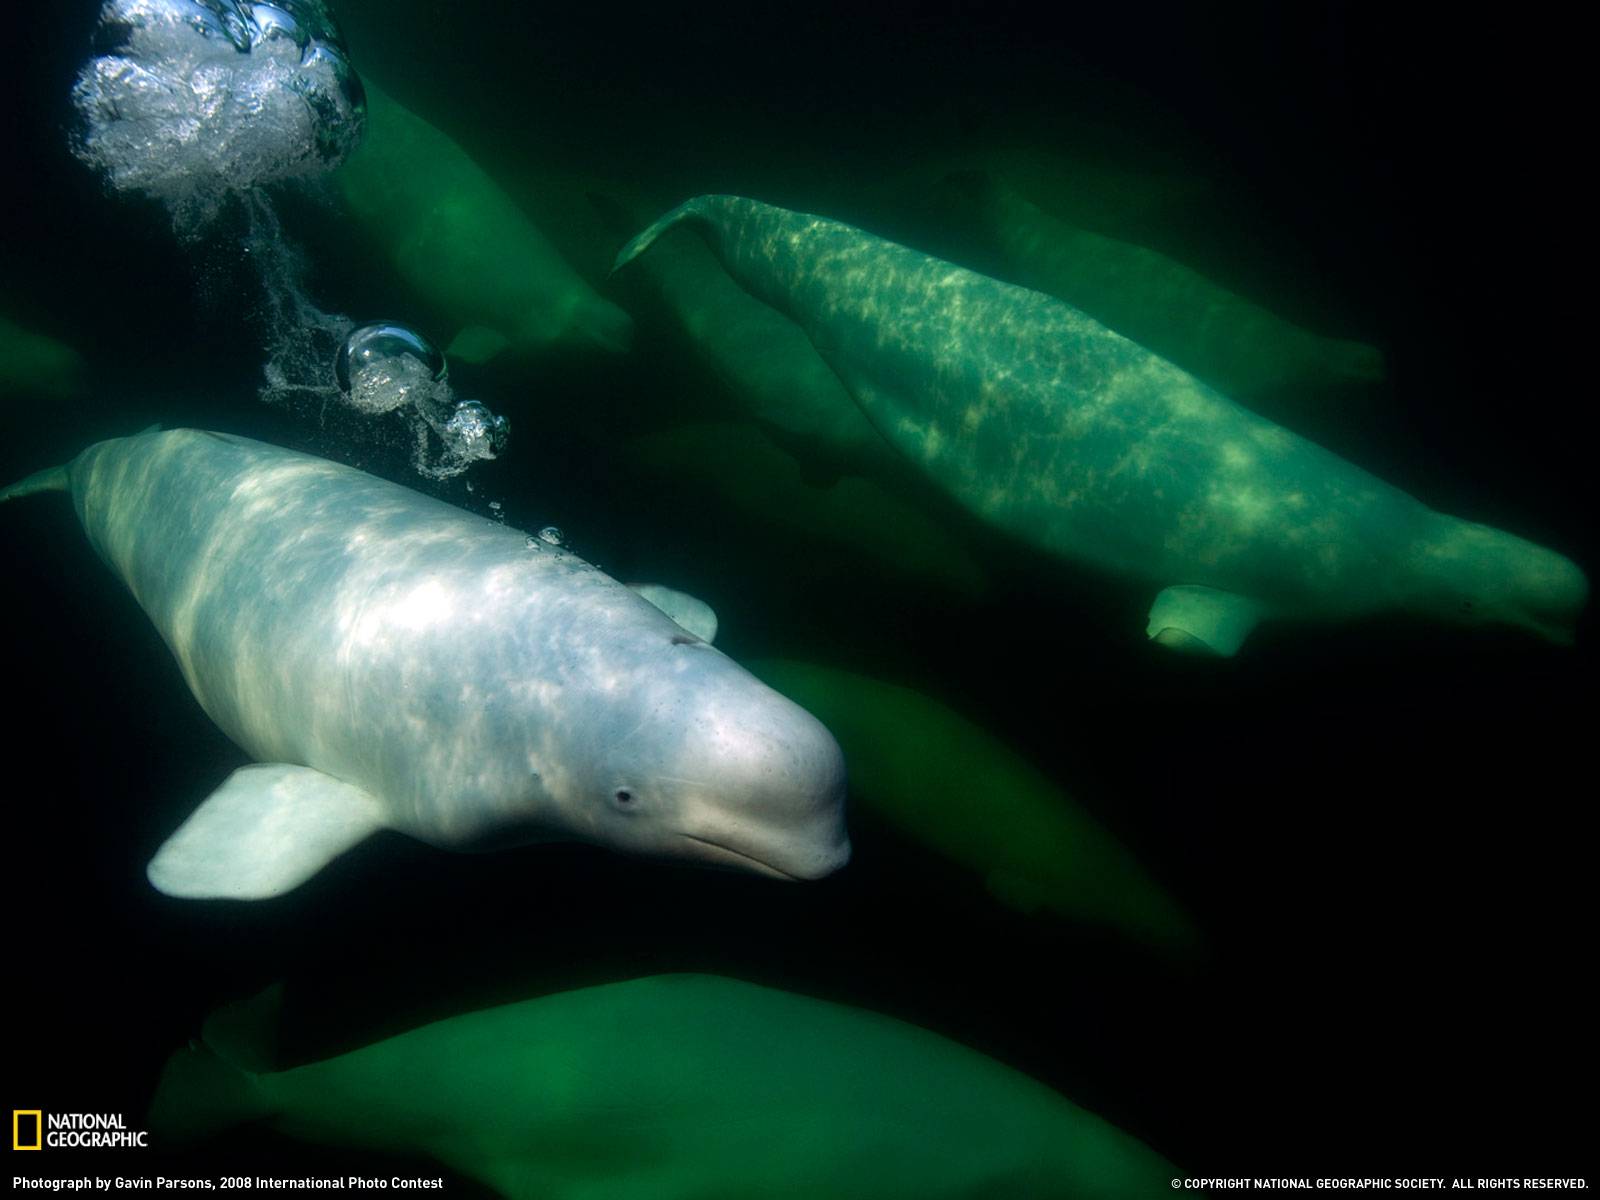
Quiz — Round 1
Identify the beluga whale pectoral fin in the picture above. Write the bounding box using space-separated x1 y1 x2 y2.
1146 586 1263 657
147 765 388 900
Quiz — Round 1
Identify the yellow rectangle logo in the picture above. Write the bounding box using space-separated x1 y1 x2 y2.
13 1109 42 1150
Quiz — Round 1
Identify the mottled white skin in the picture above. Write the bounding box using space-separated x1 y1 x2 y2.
617 196 1587 652
940 171 1384 397
57 429 849 889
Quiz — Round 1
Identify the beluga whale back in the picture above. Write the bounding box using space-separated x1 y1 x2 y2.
615 195 1587 654
1 429 849 897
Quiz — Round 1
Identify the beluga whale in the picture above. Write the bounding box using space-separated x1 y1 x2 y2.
151 975 1176 1197
615 196 1588 655
336 80 634 363
0 429 849 897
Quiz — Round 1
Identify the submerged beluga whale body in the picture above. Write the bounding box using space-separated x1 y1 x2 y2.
152 975 1176 1197
616 196 1587 654
0 429 849 897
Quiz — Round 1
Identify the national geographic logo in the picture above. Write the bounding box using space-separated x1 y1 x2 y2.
11 1111 148 1150
13 1111 41 1151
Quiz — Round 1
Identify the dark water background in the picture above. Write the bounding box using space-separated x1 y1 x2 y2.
2 0 1592 1188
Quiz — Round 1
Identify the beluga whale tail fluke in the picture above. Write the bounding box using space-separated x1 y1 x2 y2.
612 196 721 274
3 427 850 897
615 194 1588 655
0 462 68 503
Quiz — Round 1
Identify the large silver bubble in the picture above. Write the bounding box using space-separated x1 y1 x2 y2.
335 321 447 396
71 0 365 225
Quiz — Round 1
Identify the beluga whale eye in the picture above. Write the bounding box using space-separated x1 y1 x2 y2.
613 788 636 808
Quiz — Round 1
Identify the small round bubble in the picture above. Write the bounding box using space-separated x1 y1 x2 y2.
537 526 566 547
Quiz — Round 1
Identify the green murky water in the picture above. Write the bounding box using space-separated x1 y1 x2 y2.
1 1 1590 1191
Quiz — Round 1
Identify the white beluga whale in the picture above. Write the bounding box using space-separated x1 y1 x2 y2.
616 195 1587 654
0 429 849 896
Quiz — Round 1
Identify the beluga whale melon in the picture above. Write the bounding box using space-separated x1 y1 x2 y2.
615 195 1587 655
0 428 849 897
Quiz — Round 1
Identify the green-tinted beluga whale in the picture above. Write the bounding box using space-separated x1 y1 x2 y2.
615 195 1588 654
336 80 633 363
746 658 1198 956
0 311 88 399
151 974 1176 1198
0 429 849 896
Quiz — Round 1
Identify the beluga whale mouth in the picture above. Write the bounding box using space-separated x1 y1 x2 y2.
678 833 849 882
680 835 802 880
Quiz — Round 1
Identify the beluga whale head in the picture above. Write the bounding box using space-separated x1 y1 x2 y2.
382 579 852 885
553 632 852 881
1405 518 1589 645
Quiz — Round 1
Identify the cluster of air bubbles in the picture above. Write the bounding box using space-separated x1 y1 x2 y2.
70 0 365 232
67 4 509 487
442 401 510 457
535 526 566 547
327 321 510 480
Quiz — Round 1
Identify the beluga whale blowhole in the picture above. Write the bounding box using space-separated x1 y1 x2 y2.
1 428 849 897
615 195 1588 655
